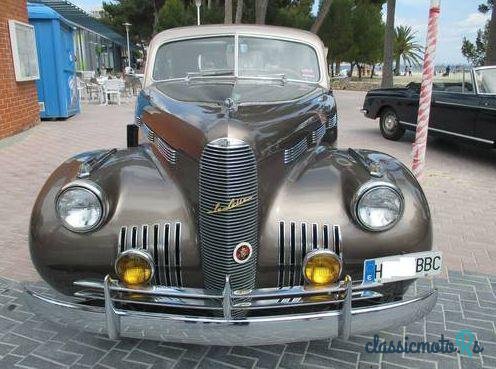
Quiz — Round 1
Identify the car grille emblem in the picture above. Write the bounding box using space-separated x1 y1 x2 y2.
233 242 253 264
207 196 254 214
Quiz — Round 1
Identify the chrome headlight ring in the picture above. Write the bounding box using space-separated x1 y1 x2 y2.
55 180 108 233
352 181 404 232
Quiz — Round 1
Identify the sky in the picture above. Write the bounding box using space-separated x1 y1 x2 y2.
72 0 490 65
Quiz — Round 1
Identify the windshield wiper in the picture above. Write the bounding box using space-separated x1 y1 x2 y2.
240 73 287 85
186 69 234 79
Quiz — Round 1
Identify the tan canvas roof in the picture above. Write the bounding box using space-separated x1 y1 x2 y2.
144 24 329 89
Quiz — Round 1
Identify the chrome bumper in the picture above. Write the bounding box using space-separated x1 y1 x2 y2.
24 276 437 346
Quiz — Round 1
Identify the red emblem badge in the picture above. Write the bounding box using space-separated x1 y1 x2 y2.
233 242 252 264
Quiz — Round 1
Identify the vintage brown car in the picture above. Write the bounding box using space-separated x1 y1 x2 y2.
25 25 441 346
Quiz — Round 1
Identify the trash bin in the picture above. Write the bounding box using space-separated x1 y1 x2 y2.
28 3 79 119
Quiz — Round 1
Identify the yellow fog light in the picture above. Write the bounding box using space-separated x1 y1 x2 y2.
115 250 154 286
303 250 342 286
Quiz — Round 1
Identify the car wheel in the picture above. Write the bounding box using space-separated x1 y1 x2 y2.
380 109 405 141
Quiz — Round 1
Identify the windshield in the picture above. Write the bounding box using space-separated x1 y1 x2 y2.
474 68 496 94
152 36 320 83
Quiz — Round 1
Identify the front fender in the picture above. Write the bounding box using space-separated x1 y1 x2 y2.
29 146 200 294
257 147 431 287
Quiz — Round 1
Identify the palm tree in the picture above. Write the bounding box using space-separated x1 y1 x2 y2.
394 25 423 76
381 0 395 88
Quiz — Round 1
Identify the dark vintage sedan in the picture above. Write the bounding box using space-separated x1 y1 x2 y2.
362 66 496 147
25 25 441 345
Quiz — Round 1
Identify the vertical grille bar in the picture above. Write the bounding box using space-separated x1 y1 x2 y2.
117 222 181 287
199 139 258 292
277 222 342 287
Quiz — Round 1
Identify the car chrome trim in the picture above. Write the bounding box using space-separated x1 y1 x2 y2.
117 221 182 287
351 181 404 232
278 222 342 287
284 137 308 164
77 149 117 179
24 277 438 345
399 121 494 144
55 179 108 233
141 124 177 164
199 139 258 295
347 148 383 178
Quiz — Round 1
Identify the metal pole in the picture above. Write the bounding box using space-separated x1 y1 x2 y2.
195 0 202 25
122 22 132 69
126 27 131 68
411 0 441 180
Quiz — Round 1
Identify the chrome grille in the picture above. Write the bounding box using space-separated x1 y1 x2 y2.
118 222 182 287
156 137 177 164
283 137 308 164
141 124 177 164
327 112 338 129
199 138 258 292
278 221 341 287
311 124 326 144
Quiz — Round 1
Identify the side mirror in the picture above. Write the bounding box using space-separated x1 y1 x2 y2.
127 124 139 148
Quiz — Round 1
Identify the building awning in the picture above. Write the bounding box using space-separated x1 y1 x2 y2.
29 0 132 49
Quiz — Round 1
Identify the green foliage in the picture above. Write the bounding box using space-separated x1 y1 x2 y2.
319 0 354 63
102 0 155 43
462 22 489 66
349 1 384 66
461 0 493 66
271 0 314 29
157 0 190 30
393 25 423 73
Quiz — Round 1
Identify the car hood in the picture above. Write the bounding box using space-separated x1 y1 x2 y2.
141 80 328 160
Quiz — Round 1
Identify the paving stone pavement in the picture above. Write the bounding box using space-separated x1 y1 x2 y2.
0 91 495 368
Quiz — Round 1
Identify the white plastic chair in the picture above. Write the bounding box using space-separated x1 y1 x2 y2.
103 79 125 105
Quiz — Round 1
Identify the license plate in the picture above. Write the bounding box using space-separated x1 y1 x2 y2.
362 251 442 284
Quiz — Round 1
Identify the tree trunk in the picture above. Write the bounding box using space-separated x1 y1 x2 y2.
235 0 243 23
255 0 269 24
371 64 376 78
485 5 496 65
381 0 395 87
349 62 355 77
208 0 212 10
358 65 362 79
310 0 333 34
225 0 233 24
336 61 341 75
152 0 160 35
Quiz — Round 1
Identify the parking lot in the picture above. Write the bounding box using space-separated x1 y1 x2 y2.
0 90 494 369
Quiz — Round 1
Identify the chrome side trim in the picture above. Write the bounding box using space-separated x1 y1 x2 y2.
327 112 338 128
311 124 326 144
399 121 494 144
141 124 178 164
434 100 478 109
284 138 308 164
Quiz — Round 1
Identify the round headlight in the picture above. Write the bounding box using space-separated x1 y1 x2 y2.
115 250 154 286
303 250 342 286
355 184 403 231
56 186 103 232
